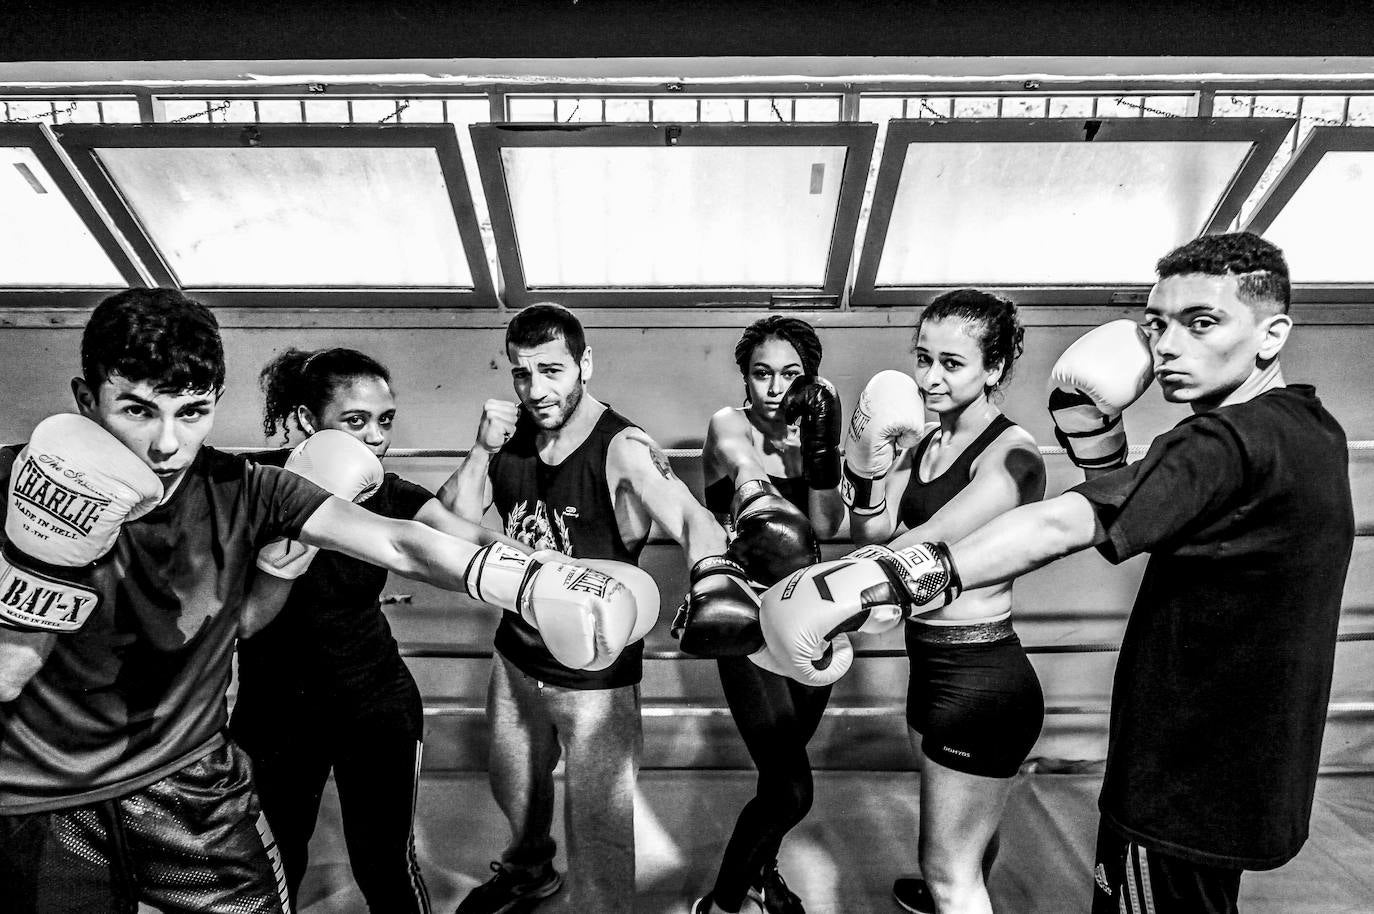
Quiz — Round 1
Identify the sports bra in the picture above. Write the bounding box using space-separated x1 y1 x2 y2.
898 414 1017 529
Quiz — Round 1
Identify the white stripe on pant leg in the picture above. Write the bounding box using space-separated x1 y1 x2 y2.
409 739 432 914
1125 844 1143 914
254 810 293 913
1135 845 1157 914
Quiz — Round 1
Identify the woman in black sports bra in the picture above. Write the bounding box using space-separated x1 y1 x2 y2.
695 316 843 914
849 290 1047 914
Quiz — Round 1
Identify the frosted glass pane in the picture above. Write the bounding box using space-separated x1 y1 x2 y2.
401 99 444 123
305 99 351 122
858 97 904 124
0 147 123 285
502 145 848 287
99 101 142 124
875 140 1253 285
604 99 651 123
256 100 303 123
1263 152 1374 282
794 98 841 121
95 146 473 287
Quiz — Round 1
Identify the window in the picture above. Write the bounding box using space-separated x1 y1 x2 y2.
851 117 1291 303
0 125 143 293
56 123 495 306
472 122 875 307
1244 126 1374 286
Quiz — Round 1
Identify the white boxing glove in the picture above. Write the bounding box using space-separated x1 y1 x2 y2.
256 430 385 579
753 558 908 686
531 550 661 644
841 370 924 515
464 543 641 671
1048 320 1155 471
0 415 162 632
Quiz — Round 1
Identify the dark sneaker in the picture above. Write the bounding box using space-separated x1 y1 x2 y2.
757 861 804 914
891 876 935 914
455 861 563 914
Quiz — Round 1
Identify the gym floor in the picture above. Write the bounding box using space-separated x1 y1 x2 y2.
292 769 1374 914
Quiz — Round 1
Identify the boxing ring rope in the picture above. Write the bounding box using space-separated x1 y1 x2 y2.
223 441 1374 720
404 630 1374 720
229 441 1374 459
399 629 1374 663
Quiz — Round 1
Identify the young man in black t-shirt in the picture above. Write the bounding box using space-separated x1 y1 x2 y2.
0 289 647 914
762 233 1354 913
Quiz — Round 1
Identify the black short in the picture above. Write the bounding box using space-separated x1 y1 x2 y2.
0 740 289 914
905 623 1044 778
1092 818 1242 914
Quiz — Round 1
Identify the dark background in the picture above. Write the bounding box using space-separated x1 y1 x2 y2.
1 0 1368 62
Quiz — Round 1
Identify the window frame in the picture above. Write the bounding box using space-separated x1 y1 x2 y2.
0 123 151 304
849 116 1294 305
51 122 497 308
1242 125 1374 300
470 121 877 308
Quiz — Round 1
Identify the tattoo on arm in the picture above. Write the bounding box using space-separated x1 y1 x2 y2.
629 431 676 481
649 443 675 481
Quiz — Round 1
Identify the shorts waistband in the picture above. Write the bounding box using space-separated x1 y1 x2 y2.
909 613 1015 645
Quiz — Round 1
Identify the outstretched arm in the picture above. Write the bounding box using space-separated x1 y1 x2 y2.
610 428 726 565
241 496 528 637
947 491 1105 591
889 430 1046 550
704 407 770 496
412 498 526 550
298 497 484 591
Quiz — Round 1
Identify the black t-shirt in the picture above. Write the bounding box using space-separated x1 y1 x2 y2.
0 445 330 813
1072 385 1354 869
489 407 646 690
233 448 432 733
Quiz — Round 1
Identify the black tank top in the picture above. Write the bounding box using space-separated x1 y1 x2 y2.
898 414 1017 529
489 406 646 689
703 474 809 519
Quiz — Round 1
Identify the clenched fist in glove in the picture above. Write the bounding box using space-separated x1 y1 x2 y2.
464 542 645 671
841 371 924 515
752 541 963 685
1048 320 1154 471
781 375 843 490
0 415 162 632
255 430 384 579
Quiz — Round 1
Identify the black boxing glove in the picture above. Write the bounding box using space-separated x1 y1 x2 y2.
725 479 822 587
781 375 842 490
672 556 764 657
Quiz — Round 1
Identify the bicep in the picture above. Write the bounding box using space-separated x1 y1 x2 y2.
613 432 724 553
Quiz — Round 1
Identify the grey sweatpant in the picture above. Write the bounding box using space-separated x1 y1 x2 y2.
487 652 642 914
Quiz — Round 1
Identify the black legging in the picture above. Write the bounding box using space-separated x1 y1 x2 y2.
710 655 832 911
231 704 431 914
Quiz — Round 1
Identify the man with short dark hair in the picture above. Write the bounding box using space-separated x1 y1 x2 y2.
442 302 727 914
758 233 1354 913
0 289 648 914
